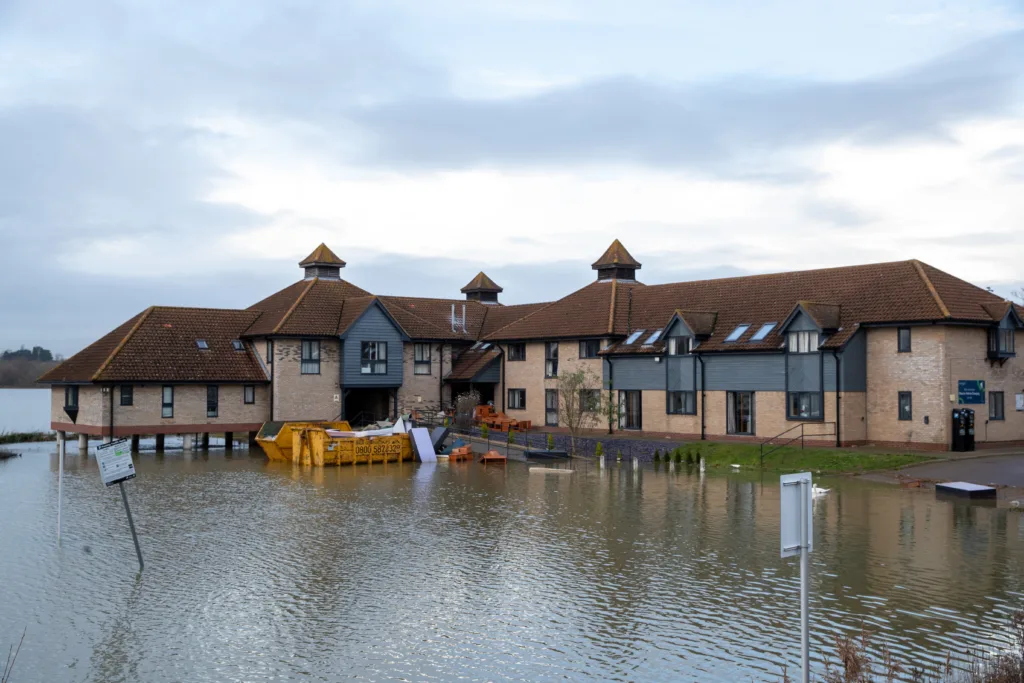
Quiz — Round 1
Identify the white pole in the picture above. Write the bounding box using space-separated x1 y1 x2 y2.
57 437 64 545
800 478 810 683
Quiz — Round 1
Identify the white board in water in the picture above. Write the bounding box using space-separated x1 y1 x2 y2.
780 472 813 558
410 428 436 463
96 438 136 487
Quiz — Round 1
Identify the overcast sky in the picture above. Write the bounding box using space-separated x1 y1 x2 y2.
2 0 1022 356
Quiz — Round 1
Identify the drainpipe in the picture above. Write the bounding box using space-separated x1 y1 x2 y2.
605 357 614 434
696 353 706 440
269 339 275 421
109 384 115 440
832 350 841 447
500 345 506 413
438 343 444 411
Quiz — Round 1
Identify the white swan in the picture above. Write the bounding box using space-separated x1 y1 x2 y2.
699 458 706 473
812 485 830 497
731 464 741 469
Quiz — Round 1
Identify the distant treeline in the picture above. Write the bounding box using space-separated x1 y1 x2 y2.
0 346 61 387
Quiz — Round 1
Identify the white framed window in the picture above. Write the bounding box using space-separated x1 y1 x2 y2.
667 391 696 415
361 342 387 374
787 331 820 354
413 343 431 375
508 388 526 409
244 385 255 405
666 336 692 355
787 392 822 420
545 342 558 378
162 385 174 418
301 340 320 374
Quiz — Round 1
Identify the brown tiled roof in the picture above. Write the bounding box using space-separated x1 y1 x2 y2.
445 346 501 382
492 260 1012 352
40 307 268 383
461 272 503 293
379 296 486 340
38 311 148 383
245 278 371 336
299 243 346 267
798 302 842 330
478 302 550 337
674 310 718 337
484 280 646 341
336 296 378 335
592 239 641 270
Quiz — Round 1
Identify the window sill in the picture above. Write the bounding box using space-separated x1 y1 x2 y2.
667 412 697 416
786 416 824 422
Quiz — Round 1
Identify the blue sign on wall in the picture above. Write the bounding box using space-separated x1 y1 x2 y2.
957 380 986 404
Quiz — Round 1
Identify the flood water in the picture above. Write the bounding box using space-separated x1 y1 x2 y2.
1 442 1023 682
0 387 50 433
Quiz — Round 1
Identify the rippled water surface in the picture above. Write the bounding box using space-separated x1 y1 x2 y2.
1 442 1023 682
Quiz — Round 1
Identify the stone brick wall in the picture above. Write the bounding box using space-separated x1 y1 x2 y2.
50 385 107 430
272 338 341 421
945 326 1024 444
397 342 446 415
111 384 269 428
866 327 949 445
500 340 605 427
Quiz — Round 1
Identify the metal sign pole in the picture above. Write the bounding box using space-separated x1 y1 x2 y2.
119 481 144 571
800 478 810 683
57 437 64 545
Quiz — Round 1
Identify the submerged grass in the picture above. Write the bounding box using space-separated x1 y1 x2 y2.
781 610 1024 682
0 431 56 445
667 442 933 474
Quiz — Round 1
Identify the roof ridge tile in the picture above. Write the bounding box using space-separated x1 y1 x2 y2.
273 277 318 334
92 306 155 381
910 260 951 319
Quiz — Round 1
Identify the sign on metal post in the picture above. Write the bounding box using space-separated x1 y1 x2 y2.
96 439 144 571
781 472 813 683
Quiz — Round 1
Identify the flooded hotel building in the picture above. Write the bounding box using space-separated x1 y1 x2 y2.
40 242 1023 451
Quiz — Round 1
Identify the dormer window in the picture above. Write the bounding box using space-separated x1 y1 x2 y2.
231 340 245 351
787 331 819 354
666 336 692 355
724 324 750 342
196 340 209 350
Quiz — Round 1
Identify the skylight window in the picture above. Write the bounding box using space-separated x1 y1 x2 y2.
643 329 663 345
196 340 209 350
231 340 245 351
751 323 777 341
724 324 750 342
624 329 646 345
480 343 491 350
471 341 482 350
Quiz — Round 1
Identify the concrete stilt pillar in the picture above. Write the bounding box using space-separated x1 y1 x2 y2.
78 433 89 455
201 432 210 450
182 433 194 451
131 435 140 452
155 434 165 451
224 432 233 451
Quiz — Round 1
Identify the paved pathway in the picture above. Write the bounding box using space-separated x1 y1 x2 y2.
867 451 1024 488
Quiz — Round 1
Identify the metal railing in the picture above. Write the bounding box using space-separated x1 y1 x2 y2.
759 421 836 467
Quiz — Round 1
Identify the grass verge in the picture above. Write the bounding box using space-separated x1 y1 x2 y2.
665 442 933 474
0 431 56 445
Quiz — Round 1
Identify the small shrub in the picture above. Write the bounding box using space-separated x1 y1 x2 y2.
616 449 622 461
508 430 516 445
480 424 489 439
547 433 555 451
595 442 604 458
674 451 683 464
653 450 661 463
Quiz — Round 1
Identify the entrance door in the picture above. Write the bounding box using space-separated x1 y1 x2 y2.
727 391 754 435
618 390 642 430
545 389 558 426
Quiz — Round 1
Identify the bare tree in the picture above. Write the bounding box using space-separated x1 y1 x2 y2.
556 367 604 456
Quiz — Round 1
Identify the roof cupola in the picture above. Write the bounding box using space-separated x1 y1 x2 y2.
592 239 641 281
299 243 345 280
461 272 503 304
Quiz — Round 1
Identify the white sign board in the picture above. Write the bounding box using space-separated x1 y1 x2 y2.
96 438 136 487
780 472 813 558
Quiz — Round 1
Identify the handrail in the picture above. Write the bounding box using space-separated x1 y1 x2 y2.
759 421 836 467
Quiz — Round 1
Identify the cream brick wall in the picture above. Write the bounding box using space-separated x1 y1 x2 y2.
945 327 1024 444
111 384 269 427
50 385 107 429
866 327 949 445
501 340 605 426
272 338 341 421
397 342 446 414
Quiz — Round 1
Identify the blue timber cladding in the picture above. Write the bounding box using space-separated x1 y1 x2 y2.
341 303 405 387
703 354 785 391
607 357 664 390
666 355 696 391
787 353 821 392
474 362 500 383
824 329 867 391
665 317 692 337
786 310 820 332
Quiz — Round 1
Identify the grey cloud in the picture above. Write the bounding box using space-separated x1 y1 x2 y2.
802 198 876 227
348 31 1024 178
